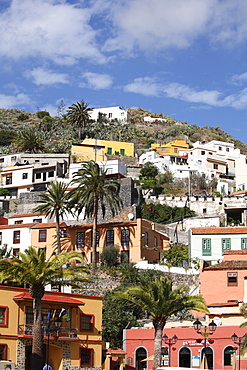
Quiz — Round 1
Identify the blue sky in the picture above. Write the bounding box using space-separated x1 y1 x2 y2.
2 0 247 143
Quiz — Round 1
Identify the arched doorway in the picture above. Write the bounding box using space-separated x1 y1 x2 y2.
179 347 191 367
135 347 147 370
201 347 213 370
224 346 235 367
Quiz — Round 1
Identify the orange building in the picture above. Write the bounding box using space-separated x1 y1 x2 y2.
0 285 103 370
30 219 169 263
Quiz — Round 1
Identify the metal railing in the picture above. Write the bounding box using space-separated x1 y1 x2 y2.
18 324 78 338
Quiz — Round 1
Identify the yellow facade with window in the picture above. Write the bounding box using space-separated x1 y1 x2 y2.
0 285 104 370
72 139 134 162
151 139 189 156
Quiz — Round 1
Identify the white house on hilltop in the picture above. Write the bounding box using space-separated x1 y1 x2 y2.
89 106 132 122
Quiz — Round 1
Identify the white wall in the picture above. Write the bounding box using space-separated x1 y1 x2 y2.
89 106 131 121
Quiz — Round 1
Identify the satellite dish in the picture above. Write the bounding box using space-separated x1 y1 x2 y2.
213 316 221 326
128 213 135 220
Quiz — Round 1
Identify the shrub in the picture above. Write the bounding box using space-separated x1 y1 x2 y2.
36 111 50 119
100 245 119 267
17 113 29 121
0 188 10 197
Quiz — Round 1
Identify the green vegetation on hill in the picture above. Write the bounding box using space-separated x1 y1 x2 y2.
0 105 246 154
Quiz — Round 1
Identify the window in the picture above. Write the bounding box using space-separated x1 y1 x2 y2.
241 238 247 250
77 232 85 249
107 148 112 155
226 147 229 152
106 230 114 246
80 314 94 332
121 229 130 247
38 230 47 242
36 173 41 179
13 230 20 244
174 148 178 153
61 230 67 238
13 248 20 257
0 344 7 360
0 232 2 245
203 208 207 214
0 307 8 326
108 113 112 118
6 176 12 185
213 164 218 170
154 236 158 250
202 238 211 256
201 151 205 155
11 156 16 161
120 149 125 156
0 159 4 163
228 272 238 286
35 160 40 163
15 220 23 224
33 218 42 223
80 348 93 367
144 232 148 247
222 238 231 253
198 160 202 165
209 152 213 155
219 146 222 151
22 173 28 179
48 171 54 177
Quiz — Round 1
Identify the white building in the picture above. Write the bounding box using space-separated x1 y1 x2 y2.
89 106 132 122
0 223 33 255
143 116 166 123
68 160 127 180
190 226 247 264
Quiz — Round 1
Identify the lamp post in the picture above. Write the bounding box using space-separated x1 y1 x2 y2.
193 319 217 369
231 333 247 370
162 334 178 366
45 319 62 367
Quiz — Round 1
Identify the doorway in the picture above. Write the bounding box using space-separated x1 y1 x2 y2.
135 347 147 370
179 347 191 367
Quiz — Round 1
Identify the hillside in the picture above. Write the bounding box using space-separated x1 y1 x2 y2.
0 107 247 153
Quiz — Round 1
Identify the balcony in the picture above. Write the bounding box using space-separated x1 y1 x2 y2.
18 324 78 338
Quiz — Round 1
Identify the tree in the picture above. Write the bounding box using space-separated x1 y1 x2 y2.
0 247 87 370
66 100 93 140
69 161 122 274
161 244 189 267
0 244 12 259
14 129 45 153
239 304 247 354
112 276 208 370
100 245 119 267
33 181 71 254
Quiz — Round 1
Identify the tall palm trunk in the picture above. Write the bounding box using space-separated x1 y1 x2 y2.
31 296 43 370
55 208 61 254
153 319 166 370
91 192 98 275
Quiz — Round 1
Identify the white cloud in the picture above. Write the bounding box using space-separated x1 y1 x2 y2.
0 0 106 65
81 72 113 90
229 72 247 86
25 67 69 86
0 93 31 108
124 77 247 109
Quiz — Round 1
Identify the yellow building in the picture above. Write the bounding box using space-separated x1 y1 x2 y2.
0 285 103 370
31 219 169 263
151 139 189 156
72 139 135 162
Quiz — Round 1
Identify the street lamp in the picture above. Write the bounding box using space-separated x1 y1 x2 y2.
45 319 62 366
231 333 247 370
162 334 178 366
193 319 217 369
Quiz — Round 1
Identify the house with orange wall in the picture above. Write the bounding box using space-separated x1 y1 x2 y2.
30 219 169 263
200 250 247 326
0 285 104 370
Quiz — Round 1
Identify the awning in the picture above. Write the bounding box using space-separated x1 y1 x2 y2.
141 355 168 361
13 292 84 305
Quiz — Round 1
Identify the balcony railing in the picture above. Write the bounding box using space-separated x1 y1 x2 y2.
18 324 78 338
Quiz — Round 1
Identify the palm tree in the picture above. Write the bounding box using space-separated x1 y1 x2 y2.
0 246 88 370
238 303 247 354
33 181 71 254
66 100 93 140
14 129 45 153
69 161 122 274
112 276 208 370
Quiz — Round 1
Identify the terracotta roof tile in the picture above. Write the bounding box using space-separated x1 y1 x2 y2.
0 223 36 229
208 301 239 307
9 213 43 218
192 227 247 235
13 292 85 305
204 260 247 270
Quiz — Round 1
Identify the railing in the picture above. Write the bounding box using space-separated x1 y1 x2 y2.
18 324 78 338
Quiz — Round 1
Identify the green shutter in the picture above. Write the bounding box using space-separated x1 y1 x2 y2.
202 238 211 256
